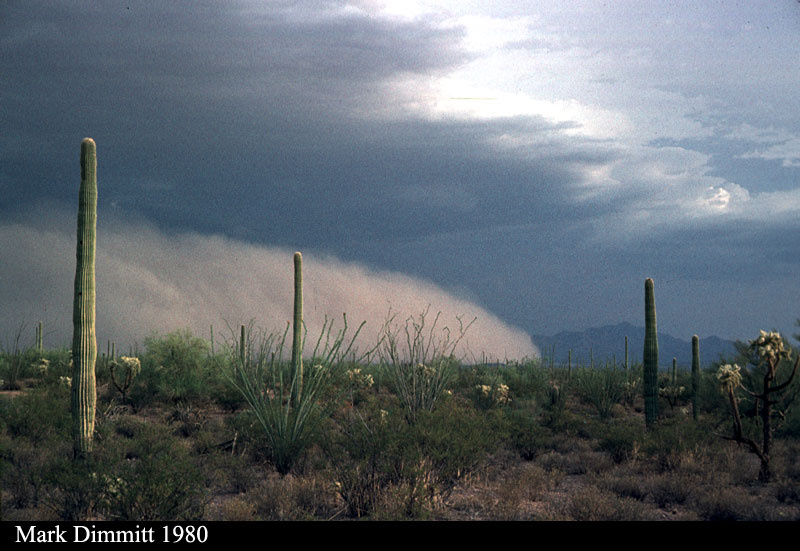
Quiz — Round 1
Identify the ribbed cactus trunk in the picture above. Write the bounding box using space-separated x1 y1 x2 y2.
210 324 215 357
291 252 303 404
691 335 700 421
36 321 43 353
643 278 659 429
71 138 98 459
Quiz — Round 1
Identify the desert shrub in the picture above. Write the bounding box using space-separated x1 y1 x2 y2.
251 474 337 520
597 421 641 464
597 471 649 501
206 367 248 412
100 423 207 520
167 402 209 438
642 417 708 472
506 408 553 460
775 480 800 504
647 473 694 508
136 329 211 405
541 379 569 428
326 405 398 517
41 453 115 521
692 486 782 521
2 437 57 509
574 367 627 418
327 399 501 518
410 403 504 492
0 325 38 391
564 485 654 521
0 384 71 444
211 495 257 521
143 329 209 374
500 360 552 402
218 453 259 495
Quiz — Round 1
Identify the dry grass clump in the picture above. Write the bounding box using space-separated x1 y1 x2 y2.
562 485 657 521
249 472 339 520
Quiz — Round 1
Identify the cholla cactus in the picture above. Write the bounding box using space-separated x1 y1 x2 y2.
750 330 791 365
716 363 742 393
108 356 141 403
346 367 374 389
474 382 512 409
622 378 639 407
659 384 687 410
717 331 799 482
35 358 50 376
60 376 73 389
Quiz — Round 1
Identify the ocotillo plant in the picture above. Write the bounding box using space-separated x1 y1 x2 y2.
643 278 659 428
691 334 700 421
71 138 98 458
291 251 304 405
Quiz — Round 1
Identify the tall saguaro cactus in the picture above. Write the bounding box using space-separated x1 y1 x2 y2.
36 321 43 353
643 278 659 428
691 335 700 421
624 335 629 371
291 252 304 404
72 138 98 458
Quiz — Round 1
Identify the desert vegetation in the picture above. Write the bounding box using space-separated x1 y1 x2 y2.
1 139 799 522
3 315 800 521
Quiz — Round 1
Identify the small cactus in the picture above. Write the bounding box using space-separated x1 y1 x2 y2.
108 356 141 402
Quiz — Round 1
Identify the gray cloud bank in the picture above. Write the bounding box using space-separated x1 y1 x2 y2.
0 204 537 361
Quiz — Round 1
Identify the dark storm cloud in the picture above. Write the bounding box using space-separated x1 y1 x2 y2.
2 1 799 345
1 0 599 250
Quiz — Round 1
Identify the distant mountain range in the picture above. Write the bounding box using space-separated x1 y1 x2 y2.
530 322 738 369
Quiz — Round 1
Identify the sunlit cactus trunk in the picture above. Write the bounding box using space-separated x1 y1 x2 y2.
71 138 98 458
643 278 659 429
691 335 700 421
291 252 303 404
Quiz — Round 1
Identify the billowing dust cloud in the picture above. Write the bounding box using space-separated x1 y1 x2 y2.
0 206 537 362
